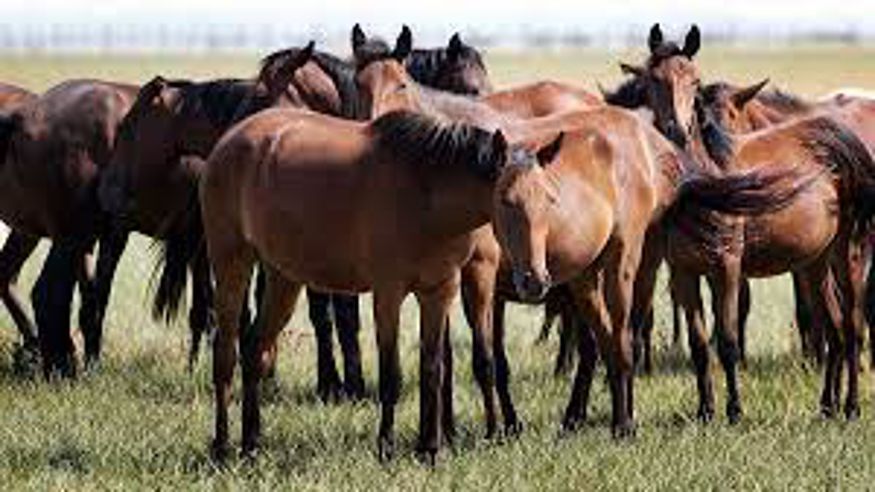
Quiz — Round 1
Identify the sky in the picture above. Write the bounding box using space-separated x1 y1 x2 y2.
1 0 873 47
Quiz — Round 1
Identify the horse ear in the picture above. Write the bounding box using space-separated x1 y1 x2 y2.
731 78 769 109
619 62 646 78
297 40 315 65
142 76 169 105
351 23 366 51
536 132 564 167
448 33 463 60
682 25 701 58
393 25 413 61
648 23 664 53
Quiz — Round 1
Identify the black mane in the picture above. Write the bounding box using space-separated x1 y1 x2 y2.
603 76 647 109
405 46 486 88
172 78 254 128
371 110 501 180
695 83 737 166
757 89 812 113
309 51 363 120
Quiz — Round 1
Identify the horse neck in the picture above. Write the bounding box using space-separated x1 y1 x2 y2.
745 100 801 129
416 85 506 129
413 165 495 238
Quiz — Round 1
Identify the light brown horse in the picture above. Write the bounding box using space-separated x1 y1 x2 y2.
0 79 139 376
201 105 562 462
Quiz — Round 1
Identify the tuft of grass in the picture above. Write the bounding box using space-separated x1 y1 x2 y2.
1 49 875 489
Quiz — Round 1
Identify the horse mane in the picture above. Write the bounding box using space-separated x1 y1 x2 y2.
405 45 486 87
173 78 254 128
371 110 501 180
308 51 362 120
695 83 737 166
603 76 647 108
647 42 684 67
757 89 812 113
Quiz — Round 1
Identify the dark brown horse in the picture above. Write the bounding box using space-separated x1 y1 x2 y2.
0 82 38 358
0 79 139 376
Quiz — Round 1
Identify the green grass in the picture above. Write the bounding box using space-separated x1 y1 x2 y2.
1 47 875 490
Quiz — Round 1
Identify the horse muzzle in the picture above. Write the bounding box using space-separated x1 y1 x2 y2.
512 268 552 302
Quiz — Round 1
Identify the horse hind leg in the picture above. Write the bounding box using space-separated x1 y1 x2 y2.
707 256 744 425
673 267 714 422
241 267 301 457
333 293 365 400
187 249 215 371
562 273 605 432
307 288 343 402
833 238 866 420
31 240 81 379
0 229 40 353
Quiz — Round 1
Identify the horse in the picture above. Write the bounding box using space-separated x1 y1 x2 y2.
610 24 875 422
201 102 566 462
351 26 612 437
0 79 139 377
491 102 831 436
0 82 38 359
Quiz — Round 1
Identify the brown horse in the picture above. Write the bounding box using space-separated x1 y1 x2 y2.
611 25 875 422
491 99 827 434
202 105 563 461
351 27 609 437
0 79 139 376
0 82 38 358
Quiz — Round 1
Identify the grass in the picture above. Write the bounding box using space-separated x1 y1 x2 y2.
1 46 875 490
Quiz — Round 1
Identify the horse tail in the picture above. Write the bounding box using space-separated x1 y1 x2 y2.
798 117 875 234
151 188 204 324
675 160 822 217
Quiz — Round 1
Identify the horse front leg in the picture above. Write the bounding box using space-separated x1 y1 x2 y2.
414 271 459 465
461 259 499 438
31 240 81 379
307 288 343 402
333 293 365 400
373 282 405 462
562 272 605 432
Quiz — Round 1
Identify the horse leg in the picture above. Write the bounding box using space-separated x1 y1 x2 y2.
632 227 663 375
209 245 255 461
0 229 39 352
31 240 81 379
801 260 843 417
673 267 714 421
493 298 522 434
562 273 604 432
832 237 866 420
307 288 342 402
373 282 404 462
79 227 128 369
738 278 751 366
670 275 683 349
441 315 455 444
537 288 561 344
241 267 300 457
333 293 365 400
414 272 458 464
865 254 875 368
793 272 821 364
555 296 577 377
707 256 743 424
460 261 498 438
188 249 215 371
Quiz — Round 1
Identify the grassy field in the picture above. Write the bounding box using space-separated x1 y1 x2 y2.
1 46 875 490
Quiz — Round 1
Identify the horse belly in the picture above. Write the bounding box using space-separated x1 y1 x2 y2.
742 199 837 277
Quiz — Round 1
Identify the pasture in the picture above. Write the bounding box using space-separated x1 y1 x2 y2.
1 46 875 489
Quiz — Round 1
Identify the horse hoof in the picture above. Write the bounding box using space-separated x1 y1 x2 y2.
317 384 343 404
560 415 585 435
210 439 231 464
845 404 861 422
343 380 367 402
727 408 743 426
240 442 261 462
377 436 395 463
696 407 715 424
505 420 525 438
611 421 637 440
820 404 838 420
414 446 438 467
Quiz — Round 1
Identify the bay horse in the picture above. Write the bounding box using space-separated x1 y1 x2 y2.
201 105 563 462
97 43 318 374
610 24 875 422
351 26 609 437
0 79 139 376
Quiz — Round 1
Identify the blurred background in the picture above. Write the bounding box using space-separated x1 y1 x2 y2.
0 0 873 53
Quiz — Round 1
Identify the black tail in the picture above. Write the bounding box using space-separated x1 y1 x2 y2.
798 117 875 235
151 189 204 324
